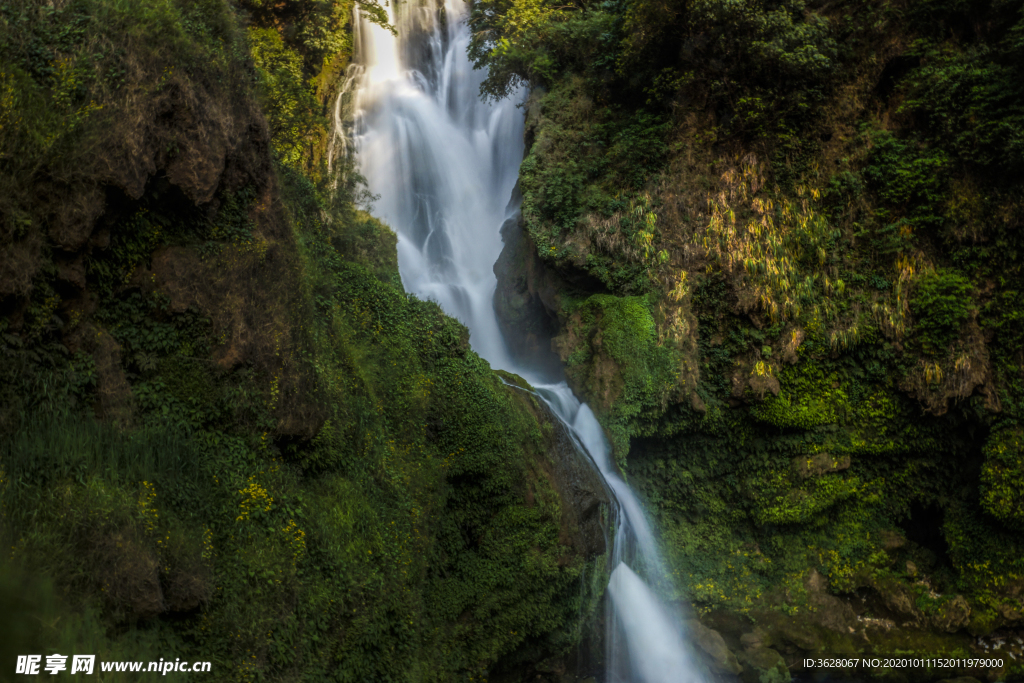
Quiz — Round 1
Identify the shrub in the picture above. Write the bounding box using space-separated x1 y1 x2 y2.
908 269 973 356
980 428 1024 526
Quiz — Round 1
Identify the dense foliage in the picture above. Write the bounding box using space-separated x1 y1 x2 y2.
481 0 1024 678
4 0 1024 679
0 1 600 680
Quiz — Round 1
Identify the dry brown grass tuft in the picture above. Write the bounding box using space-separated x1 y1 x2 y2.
696 154 837 324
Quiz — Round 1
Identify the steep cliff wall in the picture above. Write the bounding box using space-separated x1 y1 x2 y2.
481 0 1024 680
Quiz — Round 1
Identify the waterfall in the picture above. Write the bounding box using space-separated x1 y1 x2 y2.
343 2 705 680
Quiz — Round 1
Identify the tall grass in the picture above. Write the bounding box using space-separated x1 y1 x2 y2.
1 412 202 487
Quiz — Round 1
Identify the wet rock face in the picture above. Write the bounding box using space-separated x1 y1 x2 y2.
540 398 610 560
492 205 566 378
687 620 743 676
737 639 787 683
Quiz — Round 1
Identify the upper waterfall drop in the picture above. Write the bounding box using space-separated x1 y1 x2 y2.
344 2 707 681
349 0 524 370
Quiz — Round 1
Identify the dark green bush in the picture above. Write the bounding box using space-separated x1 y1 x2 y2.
980 427 1024 526
909 269 974 355
900 0 1024 176
863 130 951 241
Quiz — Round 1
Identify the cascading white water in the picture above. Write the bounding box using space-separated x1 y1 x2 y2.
343 2 705 681
346 1 522 368
533 384 702 683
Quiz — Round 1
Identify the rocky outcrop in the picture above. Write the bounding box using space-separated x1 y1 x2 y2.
502 371 610 560
688 568 1023 683
688 620 744 676
2 59 272 303
542 401 610 560
493 196 567 378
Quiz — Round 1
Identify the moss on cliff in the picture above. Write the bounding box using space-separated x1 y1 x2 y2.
481 0 1024 678
0 1 606 680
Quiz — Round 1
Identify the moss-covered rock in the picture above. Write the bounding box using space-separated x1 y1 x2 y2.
737 644 788 683
493 200 567 377
688 619 743 676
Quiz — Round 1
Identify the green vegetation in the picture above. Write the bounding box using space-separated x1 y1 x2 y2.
0 1 600 680
4 0 1024 677
558 293 681 462
980 427 1024 526
517 78 671 294
481 0 1024 674
909 269 974 357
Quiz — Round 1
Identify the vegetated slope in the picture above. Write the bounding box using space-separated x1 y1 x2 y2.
481 0 1024 679
0 1 609 680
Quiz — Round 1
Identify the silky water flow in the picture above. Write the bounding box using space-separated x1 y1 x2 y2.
338 3 706 681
